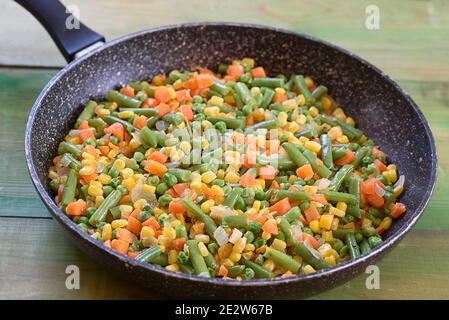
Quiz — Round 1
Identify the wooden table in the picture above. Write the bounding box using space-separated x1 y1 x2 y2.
1 0 448 299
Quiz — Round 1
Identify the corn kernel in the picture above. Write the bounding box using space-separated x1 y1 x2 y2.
387 164 397 171
271 239 287 251
121 168 134 179
261 231 271 241
198 242 209 257
218 243 233 259
201 199 215 214
322 230 334 242
179 141 191 154
167 250 178 265
142 184 156 194
383 169 398 183
296 113 307 125
263 259 276 272
362 218 373 229
141 226 155 239
278 112 288 126
208 96 224 107
204 106 220 116
224 171 240 184
79 165 95 176
122 178 136 191
336 202 347 212
380 217 392 231
336 135 349 144
101 224 112 241
319 214 334 230
165 264 179 272
324 255 337 266
195 234 210 243
98 173 111 185
229 251 242 263
309 220 320 233
201 171 216 184
329 206 345 217
308 106 319 117
346 117 355 127
393 185 404 197
304 264 316 274
298 136 309 144
303 185 317 194
331 217 339 231
322 96 332 111
118 110 133 119
221 258 234 267
328 126 343 140
134 199 147 209
88 184 103 197
244 244 256 252
163 227 177 240
318 243 333 258
305 140 321 153
94 195 104 208
111 219 128 229
233 237 247 253
242 251 254 260
113 159 126 170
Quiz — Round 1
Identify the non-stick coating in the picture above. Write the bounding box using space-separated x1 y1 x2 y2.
25 23 436 298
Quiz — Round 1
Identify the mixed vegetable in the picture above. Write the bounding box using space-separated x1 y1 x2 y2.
48 58 407 279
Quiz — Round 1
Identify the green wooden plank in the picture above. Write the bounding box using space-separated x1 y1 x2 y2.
0 217 448 299
1 0 448 81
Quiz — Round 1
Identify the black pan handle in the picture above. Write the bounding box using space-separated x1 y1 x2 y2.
15 0 105 62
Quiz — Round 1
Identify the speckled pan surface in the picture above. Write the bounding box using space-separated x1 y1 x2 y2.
25 23 437 299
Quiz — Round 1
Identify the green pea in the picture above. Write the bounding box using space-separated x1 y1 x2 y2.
147 175 160 186
192 95 203 104
254 190 265 201
163 172 178 187
86 207 96 218
339 245 348 258
376 174 389 185
156 183 169 195
110 136 119 145
331 238 345 252
158 194 172 206
102 185 114 197
133 151 145 162
241 268 255 280
242 187 255 199
214 121 227 134
242 104 253 116
368 235 383 249
234 196 246 210
126 158 139 170
355 232 364 243
253 237 266 249
137 210 152 223
194 113 206 121
362 227 377 238
249 221 262 234
212 179 225 187
108 166 119 178
244 231 255 243
362 156 373 166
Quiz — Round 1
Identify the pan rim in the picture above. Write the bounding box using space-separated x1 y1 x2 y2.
25 22 438 289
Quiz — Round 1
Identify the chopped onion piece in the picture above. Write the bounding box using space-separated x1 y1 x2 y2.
315 178 331 191
229 228 243 244
213 226 229 247
374 182 386 197
291 224 303 241
210 205 234 221
131 177 157 206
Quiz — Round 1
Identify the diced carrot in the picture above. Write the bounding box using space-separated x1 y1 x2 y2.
250 66 266 78
196 74 214 89
367 194 385 208
301 233 319 249
304 204 321 223
183 77 198 90
142 97 159 108
154 86 171 103
98 145 109 156
223 75 236 82
81 173 98 184
127 216 143 236
258 165 276 180
121 85 135 98
272 92 287 103
104 122 125 141
343 222 355 229
335 149 355 166
361 178 384 195
133 115 147 129
142 216 161 230
175 89 192 103
218 265 229 277
373 159 387 173
116 228 134 244
155 102 171 118
269 198 291 216
119 145 134 158
391 202 406 218
269 180 280 189
245 115 255 126
144 160 167 177
78 121 95 142
202 185 214 200
173 183 189 197
128 251 140 259
299 214 308 226
119 194 132 205
83 144 97 157
148 151 168 164
239 173 257 188
172 238 186 251
130 207 141 219
164 188 178 197
371 147 384 158
262 219 279 235
65 199 87 216
311 194 328 206
192 222 205 234
179 104 194 121
227 64 244 78
111 239 129 254
296 164 314 180
169 199 187 214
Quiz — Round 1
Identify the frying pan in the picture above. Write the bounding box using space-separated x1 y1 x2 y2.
18 0 437 298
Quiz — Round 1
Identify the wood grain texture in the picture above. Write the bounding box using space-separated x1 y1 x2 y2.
2 0 449 81
1 217 448 300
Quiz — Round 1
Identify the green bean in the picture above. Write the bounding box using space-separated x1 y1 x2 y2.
75 100 97 128
211 80 230 96
265 247 300 273
204 250 219 270
283 207 301 223
233 92 244 109
322 191 357 205
334 118 363 140
106 90 141 108
283 143 309 167
303 149 332 178
360 239 371 255
103 115 134 133
251 77 285 88
186 240 210 277
320 134 334 170
234 82 256 106
332 228 355 239
346 176 361 218
119 108 158 117
260 88 275 109
240 258 274 278
351 146 370 168
345 233 361 259
175 225 188 239
139 127 158 148
89 189 122 226
293 75 313 102
279 218 295 246
181 197 217 240
332 147 348 160
330 164 354 191
223 215 248 228
256 155 296 170
88 118 107 129
61 169 77 207
135 246 161 262
294 243 331 270
127 81 143 92
274 190 311 202
146 116 159 128
294 129 317 139
223 187 243 209
167 168 192 183
58 142 82 157
311 85 328 100
246 119 280 131
60 153 82 171
150 253 168 266
206 116 245 129
179 263 195 275
141 82 155 97
227 265 245 278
